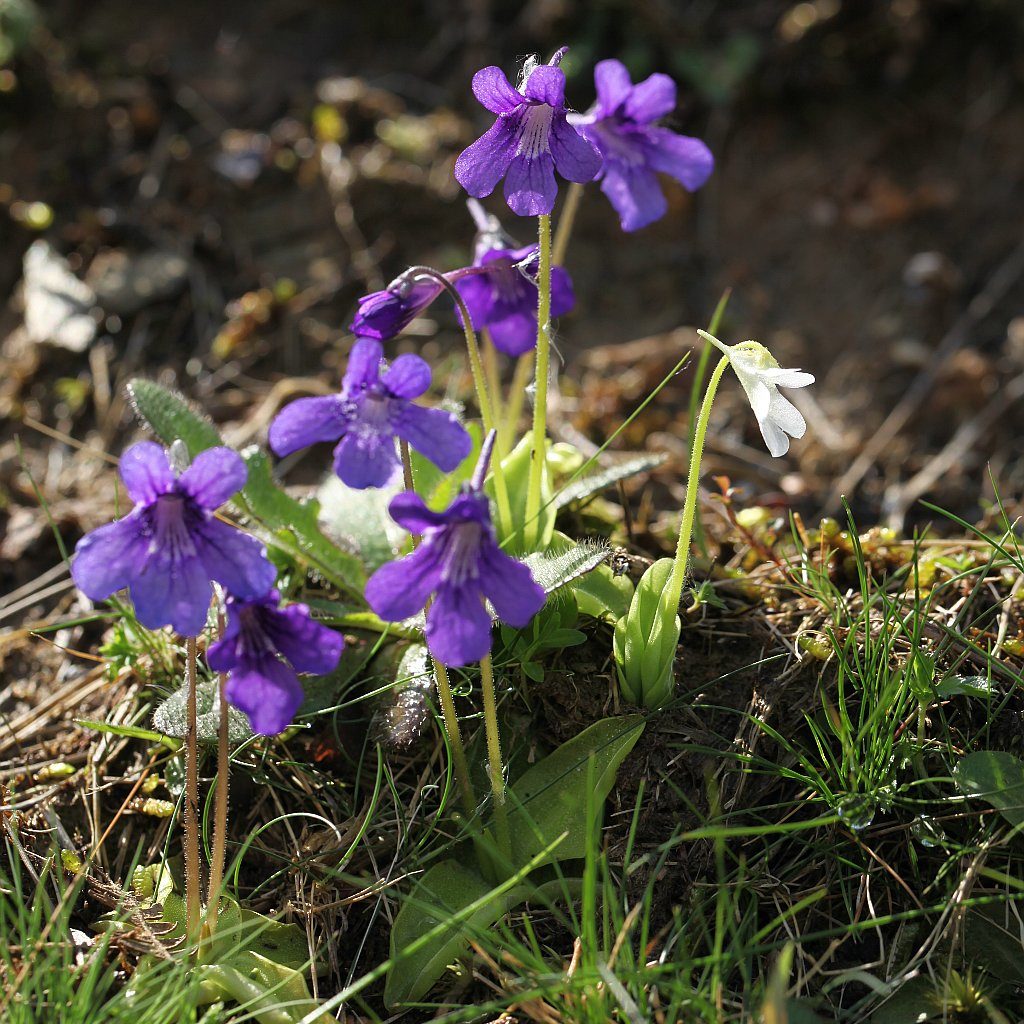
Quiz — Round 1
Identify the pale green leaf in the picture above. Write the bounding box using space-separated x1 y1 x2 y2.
508 714 645 869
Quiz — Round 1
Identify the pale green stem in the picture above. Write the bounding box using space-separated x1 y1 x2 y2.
401 441 477 821
464 319 514 539
482 330 505 448
434 662 478 822
402 267 514 535
663 356 730 617
553 181 584 265
479 654 510 858
524 213 553 549
501 352 533 455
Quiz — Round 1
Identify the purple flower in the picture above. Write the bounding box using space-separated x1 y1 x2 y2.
350 276 447 341
365 457 546 667
72 442 276 637
457 244 575 356
208 589 344 735
454 50 602 217
571 59 713 231
269 337 472 489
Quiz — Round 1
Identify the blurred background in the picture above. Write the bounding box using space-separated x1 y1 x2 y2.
2 0 1024 600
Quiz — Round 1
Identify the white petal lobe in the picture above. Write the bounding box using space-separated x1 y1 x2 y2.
768 391 806 438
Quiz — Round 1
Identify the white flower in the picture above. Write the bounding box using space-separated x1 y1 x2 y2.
697 330 815 458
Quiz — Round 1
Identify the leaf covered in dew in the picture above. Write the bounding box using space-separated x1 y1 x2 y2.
153 679 253 747
316 474 405 572
128 378 223 459
552 452 668 510
521 536 610 596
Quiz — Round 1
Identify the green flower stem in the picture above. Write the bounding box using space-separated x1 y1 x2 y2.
552 181 584 265
400 440 477 823
525 213 553 549
402 268 514 536
183 635 202 945
501 352 533 456
479 653 510 859
663 355 730 617
482 331 505 447
434 661 478 822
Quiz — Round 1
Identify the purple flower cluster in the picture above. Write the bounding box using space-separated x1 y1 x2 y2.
366 439 546 667
269 337 471 489
72 442 343 735
72 50 715 735
455 51 712 229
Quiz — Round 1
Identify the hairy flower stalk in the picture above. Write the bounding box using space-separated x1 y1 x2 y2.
458 201 574 463
203 609 231 945
184 635 201 944
524 213 553 550
398 265 518 539
369 433 544 858
399 440 477 822
479 652 510 859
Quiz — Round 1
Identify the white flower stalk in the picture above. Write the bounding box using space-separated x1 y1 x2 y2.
697 330 815 457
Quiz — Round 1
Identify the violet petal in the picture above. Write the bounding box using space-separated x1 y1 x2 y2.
343 338 385 393
522 64 565 106
624 72 677 122
365 542 441 621
600 164 668 232
71 512 150 601
266 602 345 675
503 152 558 217
381 352 431 400
479 544 546 627
472 66 524 113
268 395 348 457
332 431 399 489
193 517 276 600
593 59 633 115
454 118 517 199
131 550 211 636
425 584 492 667
119 442 175 505
178 447 247 510
548 116 602 184
391 403 472 473
643 128 714 191
225 654 304 735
